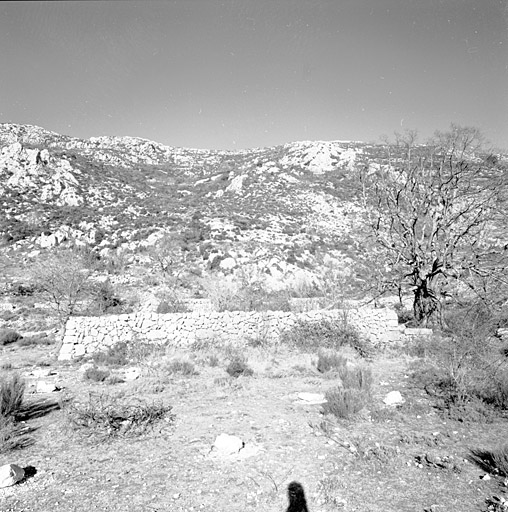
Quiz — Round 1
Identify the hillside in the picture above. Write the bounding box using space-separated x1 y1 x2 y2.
1 123 506 299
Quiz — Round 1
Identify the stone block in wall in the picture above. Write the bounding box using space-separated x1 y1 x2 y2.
74 344 86 357
404 328 432 337
58 344 74 360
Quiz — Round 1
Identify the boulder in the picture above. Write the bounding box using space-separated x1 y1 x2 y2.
296 392 327 405
35 381 60 393
123 367 141 381
383 390 404 406
0 464 25 488
212 433 244 456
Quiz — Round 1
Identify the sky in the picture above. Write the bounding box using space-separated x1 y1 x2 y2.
0 0 507 150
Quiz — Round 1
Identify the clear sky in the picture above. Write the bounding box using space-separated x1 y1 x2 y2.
1 0 507 150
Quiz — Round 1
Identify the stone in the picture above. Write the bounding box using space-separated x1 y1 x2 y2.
35 381 60 393
383 390 404 406
123 367 141 381
0 464 25 488
29 368 56 378
78 362 95 373
73 344 86 356
296 392 327 405
211 433 244 456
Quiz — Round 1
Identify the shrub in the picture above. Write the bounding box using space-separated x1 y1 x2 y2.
337 365 373 391
280 317 370 356
106 375 125 385
92 343 129 367
226 356 254 378
17 335 54 347
0 310 16 321
84 367 111 382
66 393 174 438
410 319 508 417
156 293 190 314
207 354 220 367
316 350 348 373
0 373 25 418
0 329 22 346
322 387 368 419
394 304 415 325
90 280 123 315
321 364 372 419
161 359 197 376
0 414 33 453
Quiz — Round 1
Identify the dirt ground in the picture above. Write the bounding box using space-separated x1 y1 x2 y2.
0 342 507 512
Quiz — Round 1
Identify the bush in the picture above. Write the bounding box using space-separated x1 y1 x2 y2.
226 356 254 378
92 343 129 367
337 365 373 391
66 393 174 438
0 329 22 346
394 304 415 325
161 359 197 376
322 387 368 419
84 367 111 382
156 297 189 314
0 415 33 454
90 280 123 315
280 318 370 356
0 373 25 418
409 309 508 418
316 350 348 373
91 340 165 368
321 364 372 419
0 310 16 322
17 334 54 347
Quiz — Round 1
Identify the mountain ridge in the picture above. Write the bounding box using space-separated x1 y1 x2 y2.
1 123 505 298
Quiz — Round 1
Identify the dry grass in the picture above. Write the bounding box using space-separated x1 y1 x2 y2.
0 372 25 418
469 445 508 477
66 392 174 439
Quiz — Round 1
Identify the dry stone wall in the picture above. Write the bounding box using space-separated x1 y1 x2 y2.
58 307 401 360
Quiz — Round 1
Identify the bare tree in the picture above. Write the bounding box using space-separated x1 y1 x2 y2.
360 125 507 325
31 248 96 325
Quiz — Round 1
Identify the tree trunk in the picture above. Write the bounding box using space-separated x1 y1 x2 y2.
413 277 440 326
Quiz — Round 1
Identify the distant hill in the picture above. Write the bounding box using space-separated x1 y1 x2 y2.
0 123 505 296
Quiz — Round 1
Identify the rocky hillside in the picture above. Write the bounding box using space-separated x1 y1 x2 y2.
0 123 505 296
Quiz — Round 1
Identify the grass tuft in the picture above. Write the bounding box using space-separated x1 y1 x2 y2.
468 445 508 477
280 318 371 357
66 392 174 438
0 329 22 346
322 364 372 419
84 367 111 382
226 356 254 378
1 373 25 418
161 359 198 376
316 350 348 373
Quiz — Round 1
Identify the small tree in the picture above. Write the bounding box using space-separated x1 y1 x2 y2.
31 248 96 325
147 233 186 281
361 125 507 325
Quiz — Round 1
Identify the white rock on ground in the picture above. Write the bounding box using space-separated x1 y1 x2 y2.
383 390 404 406
123 368 141 381
296 392 327 405
0 464 25 488
211 433 244 456
35 381 60 393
